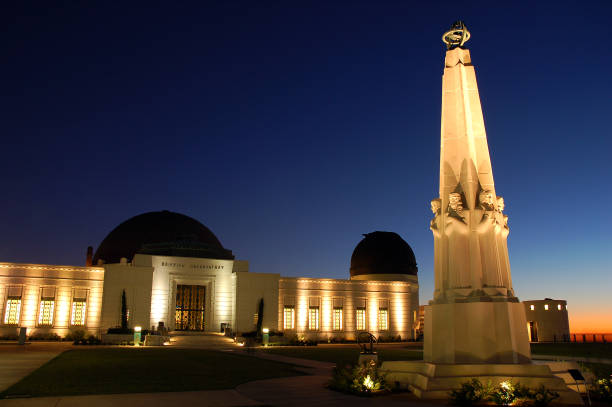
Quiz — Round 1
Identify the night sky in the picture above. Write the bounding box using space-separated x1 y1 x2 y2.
2 2 610 332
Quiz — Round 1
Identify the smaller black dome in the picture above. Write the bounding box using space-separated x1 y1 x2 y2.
350 231 417 277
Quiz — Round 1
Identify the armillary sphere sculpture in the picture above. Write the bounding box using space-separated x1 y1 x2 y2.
442 20 471 49
357 331 377 354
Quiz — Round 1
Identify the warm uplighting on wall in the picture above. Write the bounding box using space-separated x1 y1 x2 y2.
297 295 308 331
321 296 332 332
544 304 549 311
393 295 405 333
558 304 562 310
368 297 378 334
530 305 535 311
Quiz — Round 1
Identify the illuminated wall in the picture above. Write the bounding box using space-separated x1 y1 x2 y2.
523 299 570 342
278 276 418 341
0 263 104 337
143 254 241 332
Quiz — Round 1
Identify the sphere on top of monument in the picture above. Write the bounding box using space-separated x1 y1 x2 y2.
349 231 418 281
93 210 234 264
442 20 471 50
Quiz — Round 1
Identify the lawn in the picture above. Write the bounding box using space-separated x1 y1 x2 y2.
531 343 612 359
261 346 423 366
1 348 302 398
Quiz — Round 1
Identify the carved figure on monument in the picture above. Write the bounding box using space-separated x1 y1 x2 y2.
494 196 514 294
475 190 504 289
430 198 445 297
445 192 470 289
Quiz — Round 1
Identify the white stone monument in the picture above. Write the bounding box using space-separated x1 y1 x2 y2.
381 22 582 404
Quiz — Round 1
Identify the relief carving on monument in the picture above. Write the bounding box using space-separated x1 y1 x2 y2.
444 192 470 290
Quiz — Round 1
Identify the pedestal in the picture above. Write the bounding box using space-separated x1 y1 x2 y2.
425 300 531 364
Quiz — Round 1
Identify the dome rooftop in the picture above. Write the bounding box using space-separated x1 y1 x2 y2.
93 211 233 264
350 231 417 278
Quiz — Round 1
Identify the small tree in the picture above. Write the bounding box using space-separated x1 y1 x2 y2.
256 298 264 336
121 290 128 330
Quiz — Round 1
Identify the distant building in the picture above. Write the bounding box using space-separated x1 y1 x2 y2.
523 298 570 342
416 299 570 343
0 211 419 341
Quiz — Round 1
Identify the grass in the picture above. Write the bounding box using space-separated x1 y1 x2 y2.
261 346 423 366
1 348 302 398
531 343 612 359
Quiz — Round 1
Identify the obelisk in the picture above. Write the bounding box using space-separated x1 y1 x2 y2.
381 24 583 404
425 21 531 364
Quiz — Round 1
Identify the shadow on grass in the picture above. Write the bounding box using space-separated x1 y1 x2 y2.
1 348 303 398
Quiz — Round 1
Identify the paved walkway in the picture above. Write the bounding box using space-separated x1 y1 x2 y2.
0 389 261 407
0 342 71 393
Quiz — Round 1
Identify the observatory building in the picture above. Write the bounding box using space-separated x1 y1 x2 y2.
0 210 419 341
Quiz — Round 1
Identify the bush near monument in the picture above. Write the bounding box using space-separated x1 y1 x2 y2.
449 378 559 407
328 360 391 396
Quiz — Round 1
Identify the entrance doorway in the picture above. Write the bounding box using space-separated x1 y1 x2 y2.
527 321 538 342
175 285 206 331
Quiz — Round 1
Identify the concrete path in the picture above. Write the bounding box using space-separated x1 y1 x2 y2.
0 342 71 393
168 332 238 349
0 390 262 407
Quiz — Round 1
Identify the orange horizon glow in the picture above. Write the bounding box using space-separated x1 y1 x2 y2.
569 311 612 334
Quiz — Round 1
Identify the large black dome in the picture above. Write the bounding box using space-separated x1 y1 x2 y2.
93 211 233 264
350 231 417 277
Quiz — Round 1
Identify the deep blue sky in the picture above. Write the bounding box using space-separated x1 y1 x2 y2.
2 2 610 330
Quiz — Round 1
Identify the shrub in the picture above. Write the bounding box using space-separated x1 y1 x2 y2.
329 361 390 396
65 329 86 343
0 334 19 341
449 378 493 406
450 379 559 407
490 380 517 406
591 377 612 402
28 332 61 341
529 385 560 407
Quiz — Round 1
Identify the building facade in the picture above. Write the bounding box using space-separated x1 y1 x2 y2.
0 211 419 341
523 299 570 342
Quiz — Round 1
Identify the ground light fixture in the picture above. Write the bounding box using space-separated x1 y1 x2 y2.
134 326 142 346
262 328 269 346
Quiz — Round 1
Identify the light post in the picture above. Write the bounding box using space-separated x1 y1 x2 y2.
262 327 269 346
134 326 142 346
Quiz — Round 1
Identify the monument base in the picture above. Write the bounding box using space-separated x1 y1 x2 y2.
425 300 531 363
380 361 583 405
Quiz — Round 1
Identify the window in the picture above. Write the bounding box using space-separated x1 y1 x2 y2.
333 307 343 331
378 308 388 331
308 307 319 330
356 308 366 331
283 306 295 329
544 304 549 311
4 298 21 325
38 299 55 326
71 300 87 326
530 305 535 311
557 304 562 311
